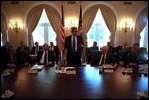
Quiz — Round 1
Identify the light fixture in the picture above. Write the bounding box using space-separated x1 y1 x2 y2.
65 17 78 29
9 20 21 33
120 18 133 33
122 21 130 33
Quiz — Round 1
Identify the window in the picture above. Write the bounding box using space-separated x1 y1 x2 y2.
1 33 3 46
140 23 148 52
87 8 110 49
32 9 57 46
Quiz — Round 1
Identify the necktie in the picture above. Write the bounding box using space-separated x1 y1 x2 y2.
44 51 47 64
73 36 75 51
11 55 14 63
103 54 105 64
99 54 103 65
35 47 38 55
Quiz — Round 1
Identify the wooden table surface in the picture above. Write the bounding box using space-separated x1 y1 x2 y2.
1 65 148 99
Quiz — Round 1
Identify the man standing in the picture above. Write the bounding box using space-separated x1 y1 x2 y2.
64 27 84 67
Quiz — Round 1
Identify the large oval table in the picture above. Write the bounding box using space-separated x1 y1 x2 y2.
1 65 148 99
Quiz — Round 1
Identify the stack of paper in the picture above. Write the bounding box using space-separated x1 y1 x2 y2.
121 68 133 73
65 67 76 74
31 65 44 70
138 64 148 74
28 69 38 74
104 69 114 73
55 67 66 73
102 64 115 73
66 70 76 74
65 67 75 70
55 67 76 74
103 64 114 69
138 64 148 68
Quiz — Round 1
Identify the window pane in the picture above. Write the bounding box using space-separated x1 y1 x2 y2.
1 33 3 46
87 8 110 49
32 9 56 46
140 23 148 51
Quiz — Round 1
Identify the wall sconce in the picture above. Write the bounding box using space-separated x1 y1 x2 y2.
65 17 78 29
65 20 75 29
9 20 21 33
121 20 133 33
122 21 130 33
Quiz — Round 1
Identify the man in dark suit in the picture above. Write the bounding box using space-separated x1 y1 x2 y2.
31 41 43 55
88 41 99 65
29 42 43 65
16 41 30 66
49 42 59 65
6 46 18 69
64 27 84 67
36 43 52 66
1 42 10 68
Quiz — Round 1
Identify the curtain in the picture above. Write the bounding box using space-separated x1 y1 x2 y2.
26 4 61 48
100 5 117 47
82 5 98 35
1 11 7 44
82 5 99 63
26 4 44 48
82 4 117 46
45 5 61 47
82 4 117 62
135 7 148 43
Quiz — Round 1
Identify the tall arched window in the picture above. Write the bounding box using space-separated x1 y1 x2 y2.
87 8 110 49
32 8 57 46
140 22 148 51
1 33 3 46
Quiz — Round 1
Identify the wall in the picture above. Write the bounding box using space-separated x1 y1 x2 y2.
1 1 148 48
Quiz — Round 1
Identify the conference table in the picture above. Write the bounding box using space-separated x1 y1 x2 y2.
1 65 148 99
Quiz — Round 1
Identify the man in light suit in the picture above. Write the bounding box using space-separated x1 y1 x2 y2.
99 46 115 66
64 27 84 67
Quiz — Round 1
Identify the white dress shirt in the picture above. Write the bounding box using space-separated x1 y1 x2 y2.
39 51 48 64
71 36 77 52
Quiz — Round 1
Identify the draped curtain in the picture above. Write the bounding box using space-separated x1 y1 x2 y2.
82 5 98 35
82 4 117 46
26 4 61 48
26 5 44 48
45 5 61 46
135 7 148 43
100 5 117 46
1 11 7 45
82 4 117 62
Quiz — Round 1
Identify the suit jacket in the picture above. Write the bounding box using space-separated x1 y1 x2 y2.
64 35 84 66
6 53 18 67
49 46 59 63
16 45 30 65
36 50 51 64
49 46 59 56
99 50 115 65
64 35 84 54
1 46 9 67
31 46 43 55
